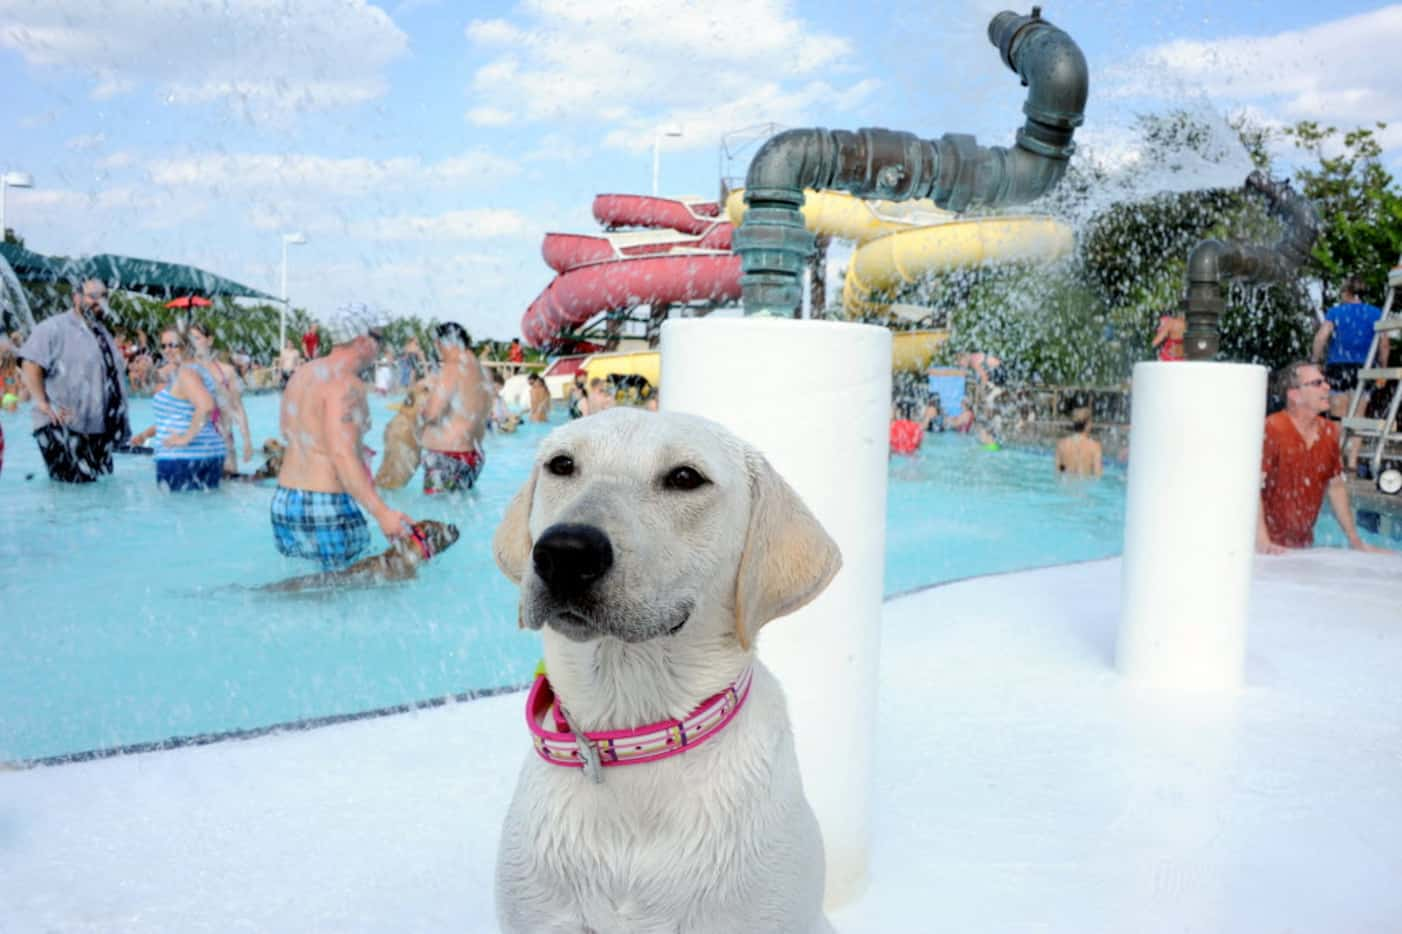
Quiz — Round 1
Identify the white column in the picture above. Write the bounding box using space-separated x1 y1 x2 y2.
1117 361 1267 691
661 317 890 908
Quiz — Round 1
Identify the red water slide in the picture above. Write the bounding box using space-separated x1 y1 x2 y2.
592 194 722 235
521 195 739 347
522 253 740 347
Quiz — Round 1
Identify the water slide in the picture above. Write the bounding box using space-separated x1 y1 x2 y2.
520 190 1073 365
722 189 1073 318
521 195 740 348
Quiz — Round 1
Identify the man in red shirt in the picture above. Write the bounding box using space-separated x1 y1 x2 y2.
1257 361 1380 553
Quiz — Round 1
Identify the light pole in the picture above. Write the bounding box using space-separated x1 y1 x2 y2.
279 231 307 352
1 171 34 242
651 128 684 197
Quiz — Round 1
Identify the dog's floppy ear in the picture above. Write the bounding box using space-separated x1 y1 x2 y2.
733 450 842 649
493 464 539 586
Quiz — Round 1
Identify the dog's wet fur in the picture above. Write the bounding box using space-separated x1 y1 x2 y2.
224 438 284 484
374 381 428 489
260 519 459 593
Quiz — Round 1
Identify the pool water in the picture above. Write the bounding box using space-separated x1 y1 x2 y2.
0 394 1385 762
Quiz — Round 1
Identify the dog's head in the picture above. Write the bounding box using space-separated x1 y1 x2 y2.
399 519 460 562
493 408 840 649
262 438 285 457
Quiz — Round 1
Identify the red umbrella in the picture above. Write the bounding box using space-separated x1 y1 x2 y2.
164 295 213 309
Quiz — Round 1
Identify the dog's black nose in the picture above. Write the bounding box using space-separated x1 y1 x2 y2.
532 523 613 596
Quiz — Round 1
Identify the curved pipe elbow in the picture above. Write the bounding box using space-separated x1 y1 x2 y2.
992 10 1088 161
1000 143 1069 204
1187 239 1228 286
1018 24 1089 134
1244 170 1321 268
744 129 831 199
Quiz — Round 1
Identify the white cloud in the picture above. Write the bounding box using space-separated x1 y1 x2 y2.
348 209 533 241
65 133 107 152
600 77 880 153
302 251 534 337
1110 6 1402 129
144 150 521 196
463 0 873 148
0 0 407 120
467 106 516 127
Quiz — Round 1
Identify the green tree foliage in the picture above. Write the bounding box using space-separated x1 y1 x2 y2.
19 279 317 362
1286 121 1402 304
380 316 442 353
15 275 451 365
1081 183 1315 372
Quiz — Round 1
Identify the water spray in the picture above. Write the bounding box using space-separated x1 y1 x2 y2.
666 7 1089 909
1183 170 1321 359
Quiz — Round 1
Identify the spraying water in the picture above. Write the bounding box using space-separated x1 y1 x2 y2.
0 253 37 337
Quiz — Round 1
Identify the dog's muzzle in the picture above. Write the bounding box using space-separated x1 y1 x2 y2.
532 523 614 599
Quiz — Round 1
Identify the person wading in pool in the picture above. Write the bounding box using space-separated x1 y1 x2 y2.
1054 406 1103 477
18 278 131 483
272 304 411 571
1256 361 1382 555
419 321 492 494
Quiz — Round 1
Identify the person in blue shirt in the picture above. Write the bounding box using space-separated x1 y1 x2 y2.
1313 275 1388 415
1313 275 1390 472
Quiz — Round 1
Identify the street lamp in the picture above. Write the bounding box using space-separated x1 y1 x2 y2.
1 171 34 242
279 231 307 352
651 127 684 197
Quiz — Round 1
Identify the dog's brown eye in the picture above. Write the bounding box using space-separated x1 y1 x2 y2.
546 454 575 477
664 466 709 491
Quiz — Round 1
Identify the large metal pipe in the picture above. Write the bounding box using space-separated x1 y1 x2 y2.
734 7 1089 316
1183 171 1321 359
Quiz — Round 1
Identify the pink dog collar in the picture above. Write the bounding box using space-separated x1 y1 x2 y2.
526 664 754 770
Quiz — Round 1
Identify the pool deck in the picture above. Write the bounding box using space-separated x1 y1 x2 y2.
3 551 1401 932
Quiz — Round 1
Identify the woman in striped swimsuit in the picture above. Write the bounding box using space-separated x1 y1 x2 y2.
152 328 227 491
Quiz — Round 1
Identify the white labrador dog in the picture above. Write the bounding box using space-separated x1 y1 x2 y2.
493 407 841 933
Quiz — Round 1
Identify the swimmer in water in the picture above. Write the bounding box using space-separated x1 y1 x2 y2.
272 304 412 571
418 321 491 495
1054 406 1102 477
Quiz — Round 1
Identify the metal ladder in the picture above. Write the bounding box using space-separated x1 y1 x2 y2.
1341 261 1402 478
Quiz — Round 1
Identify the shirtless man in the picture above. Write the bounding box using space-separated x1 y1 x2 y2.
1055 406 1103 477
277 339 302 386
527 373 551 422
271 305 411 571
419 321 492 494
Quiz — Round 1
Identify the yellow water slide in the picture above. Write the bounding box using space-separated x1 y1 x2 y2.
725 189 1074 363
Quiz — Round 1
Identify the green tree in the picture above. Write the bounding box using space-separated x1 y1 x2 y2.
1287 120 1402 304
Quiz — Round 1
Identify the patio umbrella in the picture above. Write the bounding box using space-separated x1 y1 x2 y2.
164 295 213 310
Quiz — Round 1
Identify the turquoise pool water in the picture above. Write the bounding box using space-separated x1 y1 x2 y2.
0 394 1385 762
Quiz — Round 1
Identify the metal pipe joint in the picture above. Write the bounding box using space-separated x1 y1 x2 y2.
735 8 1089 316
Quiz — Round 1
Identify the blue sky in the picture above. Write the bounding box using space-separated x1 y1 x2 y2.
2 0 1399 341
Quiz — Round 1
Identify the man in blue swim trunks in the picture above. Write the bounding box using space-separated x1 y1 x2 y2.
271 303 411 571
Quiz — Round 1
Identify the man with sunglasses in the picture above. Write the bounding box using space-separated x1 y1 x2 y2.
1257 361 1382 554
17 278 130 483
271 303 411 572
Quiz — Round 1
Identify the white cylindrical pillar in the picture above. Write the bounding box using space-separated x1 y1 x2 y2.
1117 361 1266 691
661 317 890 909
